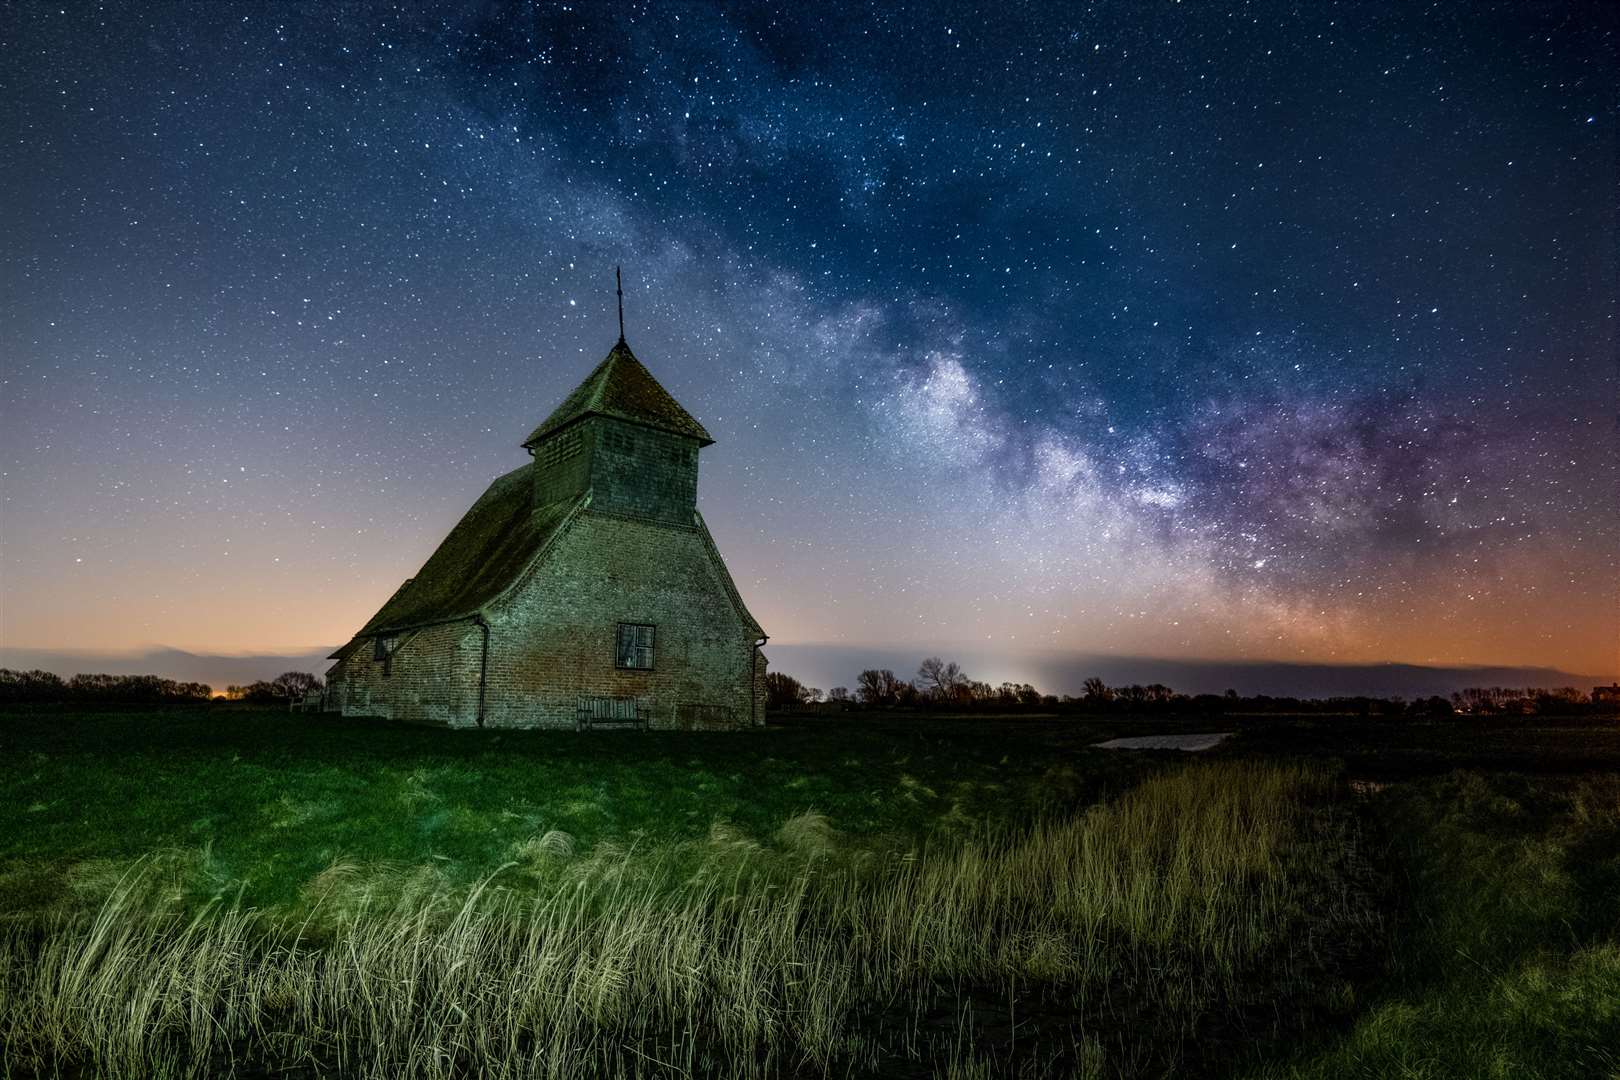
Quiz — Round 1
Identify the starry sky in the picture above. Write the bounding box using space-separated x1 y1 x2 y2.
3 1 1616 680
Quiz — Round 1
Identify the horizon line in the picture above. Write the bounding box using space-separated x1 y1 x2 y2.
1 640 1612 680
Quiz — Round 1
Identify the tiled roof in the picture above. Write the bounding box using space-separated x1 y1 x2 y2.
521 339 713 448
329 464 582 652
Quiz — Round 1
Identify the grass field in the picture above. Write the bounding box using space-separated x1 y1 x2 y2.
0 708 1166 915
0 707 1616 1077
1256 769 1620 1080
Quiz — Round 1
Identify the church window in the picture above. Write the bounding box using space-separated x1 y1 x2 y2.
616 623 655 670
374 635 397 677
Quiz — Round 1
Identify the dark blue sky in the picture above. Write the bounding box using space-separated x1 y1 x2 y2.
3 1 1615 677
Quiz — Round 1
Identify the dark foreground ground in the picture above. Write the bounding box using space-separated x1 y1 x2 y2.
0 706 1616 1078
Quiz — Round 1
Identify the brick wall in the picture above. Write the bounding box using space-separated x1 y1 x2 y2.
326 507 765 731
481 508 760 729
327 620 481 726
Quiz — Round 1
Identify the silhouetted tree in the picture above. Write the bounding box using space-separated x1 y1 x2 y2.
765 671 810 709
0 669 66 703
1409 695 1454 718
236 681 284 703
271 671 323 698
857 669 901 706
917 656 966 700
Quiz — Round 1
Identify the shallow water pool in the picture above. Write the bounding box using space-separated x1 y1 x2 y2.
1093 732 1233 752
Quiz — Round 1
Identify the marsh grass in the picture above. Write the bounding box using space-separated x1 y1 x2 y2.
0 761 1371 1079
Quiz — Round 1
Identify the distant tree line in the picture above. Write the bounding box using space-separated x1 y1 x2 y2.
0 669 323 706
1448 685 1605 716
766 657 1616 717
0 669 213 705
222 672 324 703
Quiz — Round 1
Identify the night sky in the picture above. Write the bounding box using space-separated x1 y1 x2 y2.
3 2 1615 680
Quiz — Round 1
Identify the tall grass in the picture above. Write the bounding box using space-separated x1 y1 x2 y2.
0 706 1159 916
0 761 1369 1078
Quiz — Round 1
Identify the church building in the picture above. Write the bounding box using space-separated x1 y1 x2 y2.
324 315 768 730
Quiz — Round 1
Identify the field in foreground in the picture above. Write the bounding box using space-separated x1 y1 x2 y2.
0 707 1617 1078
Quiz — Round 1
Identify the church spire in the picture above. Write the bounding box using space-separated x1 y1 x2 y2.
615 265 625 344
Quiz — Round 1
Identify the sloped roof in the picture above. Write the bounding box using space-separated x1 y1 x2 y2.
694 510 765 638
521 339 713 448
330 464 581 653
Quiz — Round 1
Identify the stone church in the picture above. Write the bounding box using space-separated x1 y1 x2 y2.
324 327 768 730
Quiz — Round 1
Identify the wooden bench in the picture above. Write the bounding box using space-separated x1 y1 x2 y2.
575 696 648 731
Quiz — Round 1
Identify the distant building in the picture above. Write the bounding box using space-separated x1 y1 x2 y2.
324 330 767 729
1594 684 1620 705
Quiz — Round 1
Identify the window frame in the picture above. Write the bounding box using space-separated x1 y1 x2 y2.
374 635 396 677
615 622 656 671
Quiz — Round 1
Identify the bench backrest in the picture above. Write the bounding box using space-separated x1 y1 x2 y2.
576 696 642 720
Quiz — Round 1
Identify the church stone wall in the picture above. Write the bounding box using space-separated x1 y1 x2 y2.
327 621 481 727
480 509 762 730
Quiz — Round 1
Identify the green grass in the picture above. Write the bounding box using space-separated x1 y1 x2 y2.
2 706 1616 1077
1254 770 1620 1080
0 754 1367 1079
0 706 1156 915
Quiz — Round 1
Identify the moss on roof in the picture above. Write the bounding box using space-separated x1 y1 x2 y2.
335 464 581 649
521 339 713 449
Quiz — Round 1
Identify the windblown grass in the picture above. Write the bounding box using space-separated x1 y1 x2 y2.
0 707 1159 915
0 761 1371 1079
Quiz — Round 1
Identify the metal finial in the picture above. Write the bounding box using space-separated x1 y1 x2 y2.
615 266 625 343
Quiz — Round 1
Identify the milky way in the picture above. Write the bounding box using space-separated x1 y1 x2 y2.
2 2 1614 674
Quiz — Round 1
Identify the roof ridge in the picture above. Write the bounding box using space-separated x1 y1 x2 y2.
584 345 620 412
693 509 764 637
